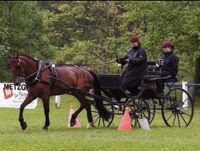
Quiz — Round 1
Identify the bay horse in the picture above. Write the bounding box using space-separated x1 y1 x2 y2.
7 54 111 130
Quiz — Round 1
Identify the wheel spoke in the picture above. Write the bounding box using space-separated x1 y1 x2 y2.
91 100 114 127
98 117 101 127
180 113 188 125
126 99 150 128
166 112 173 121
102 118 105 127
92 110 99 113
179 110 192 117
163 101 171 109
172 113 176 127
92 113 99 117
177 113 180 127
182 98 189 104
173 89 177 102
94 116 100 124
162 88 193 127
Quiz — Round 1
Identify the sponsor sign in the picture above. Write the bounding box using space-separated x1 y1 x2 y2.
0 83 37 109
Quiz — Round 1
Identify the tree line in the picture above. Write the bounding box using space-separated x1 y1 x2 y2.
0 1 200 87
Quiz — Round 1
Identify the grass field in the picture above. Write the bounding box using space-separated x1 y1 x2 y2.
1 95 200 151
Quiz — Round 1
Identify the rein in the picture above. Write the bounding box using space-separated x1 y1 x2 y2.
14 56 116 85
81 60 116 67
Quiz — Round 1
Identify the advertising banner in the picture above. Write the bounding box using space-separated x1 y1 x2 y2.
0 83 37 109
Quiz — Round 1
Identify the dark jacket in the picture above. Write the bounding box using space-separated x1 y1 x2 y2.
159 52 179 78
120 45 147 94
123 45 147 77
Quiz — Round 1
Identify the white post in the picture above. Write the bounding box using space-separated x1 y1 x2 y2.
182 81 188 108
55 95 61 108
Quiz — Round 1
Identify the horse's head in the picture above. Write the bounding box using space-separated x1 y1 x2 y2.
7 54 26 85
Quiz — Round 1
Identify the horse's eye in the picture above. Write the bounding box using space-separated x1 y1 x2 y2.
7 61 18 70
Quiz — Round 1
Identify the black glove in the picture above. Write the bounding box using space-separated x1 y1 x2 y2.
119 58 126 64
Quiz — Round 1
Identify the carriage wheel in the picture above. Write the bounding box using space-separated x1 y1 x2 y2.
145 98 156 125
161 88 194 127
91 99 114 127
125 98 150 128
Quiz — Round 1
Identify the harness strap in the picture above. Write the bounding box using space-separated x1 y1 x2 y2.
25 60 42 85
49 63 58 80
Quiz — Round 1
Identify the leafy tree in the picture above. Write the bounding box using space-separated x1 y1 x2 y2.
41 1 128 73
43 1 200 78
0 1 52 80
1 1 200 98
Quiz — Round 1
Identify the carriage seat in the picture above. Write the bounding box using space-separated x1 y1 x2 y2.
147 60 178 83
141 74 161 81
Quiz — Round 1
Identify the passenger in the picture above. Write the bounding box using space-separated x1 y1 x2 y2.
116 35 148 95
156 40 179 94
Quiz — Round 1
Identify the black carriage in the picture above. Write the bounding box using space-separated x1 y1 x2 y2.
91 61 194 128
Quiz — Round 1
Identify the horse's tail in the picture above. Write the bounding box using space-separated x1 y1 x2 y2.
89 71 111 121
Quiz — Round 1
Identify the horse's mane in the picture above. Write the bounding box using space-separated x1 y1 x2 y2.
19 54 37 62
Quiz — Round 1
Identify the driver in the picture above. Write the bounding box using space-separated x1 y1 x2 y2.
116 35 148 95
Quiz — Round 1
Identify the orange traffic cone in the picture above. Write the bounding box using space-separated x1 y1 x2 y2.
117 107 132 131
67 105 81 128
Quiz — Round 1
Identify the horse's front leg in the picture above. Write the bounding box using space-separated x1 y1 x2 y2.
19 93 36 130
42 96 50 130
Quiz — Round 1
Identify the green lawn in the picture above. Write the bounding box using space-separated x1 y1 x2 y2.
0 95 200 151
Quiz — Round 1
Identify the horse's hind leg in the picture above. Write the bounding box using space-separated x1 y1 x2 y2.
85 103 95 128
19 93 36 130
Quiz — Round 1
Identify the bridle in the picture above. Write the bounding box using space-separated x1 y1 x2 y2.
23 60 43 85
11 58 52 85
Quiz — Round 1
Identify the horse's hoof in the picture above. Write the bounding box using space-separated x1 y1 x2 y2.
21 122 27 130
42 126 48 130
70 119 76 127
87 122 95 128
